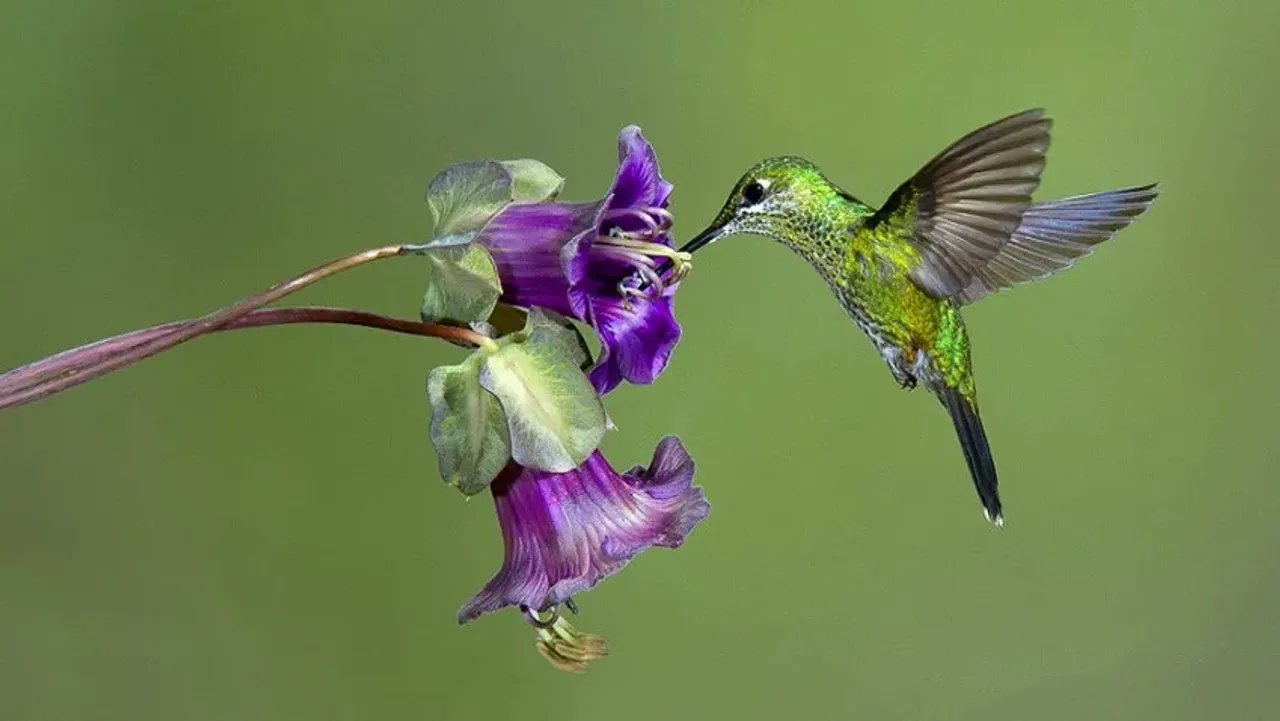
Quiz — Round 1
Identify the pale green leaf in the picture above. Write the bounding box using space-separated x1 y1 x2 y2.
419 244 502 325
525 308 591 368
500 159 565 204
426 354 511 495
419 158 565 249
423 160 513 247
478 309 606 472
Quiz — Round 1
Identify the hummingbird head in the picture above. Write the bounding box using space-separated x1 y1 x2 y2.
683 156 857 253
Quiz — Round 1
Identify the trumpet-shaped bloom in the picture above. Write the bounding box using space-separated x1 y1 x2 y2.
459 436 708 672
476 127 688 394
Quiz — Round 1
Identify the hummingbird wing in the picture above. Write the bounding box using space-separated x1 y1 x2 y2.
869 109 1052 299
954 184 1160 305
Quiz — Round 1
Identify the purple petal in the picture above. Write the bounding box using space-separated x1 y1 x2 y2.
475 201 602 317
609 126 673 211
585 286 682 395
562 233 596 320
458 438 709 624
586 354 625 397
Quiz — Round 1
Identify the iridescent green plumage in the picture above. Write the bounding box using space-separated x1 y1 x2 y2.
684 110 1159 525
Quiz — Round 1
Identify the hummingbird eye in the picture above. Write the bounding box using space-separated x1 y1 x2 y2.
742 180 768 206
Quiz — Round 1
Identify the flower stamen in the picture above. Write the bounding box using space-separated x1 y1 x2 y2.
605 208 658 235
591 241 671 307
593 242 658 269
602 206 674 235
522 604 609 673
597 233 692 283
666 259 692 284
596 233 693 294
522 605 558 630
630 264 666 296
602 235 690 266
647 207 674 231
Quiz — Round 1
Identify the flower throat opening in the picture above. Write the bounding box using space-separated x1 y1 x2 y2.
595 205 691 306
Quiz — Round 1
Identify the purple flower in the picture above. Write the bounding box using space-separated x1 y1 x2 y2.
459 436 709 672
476 126 689 395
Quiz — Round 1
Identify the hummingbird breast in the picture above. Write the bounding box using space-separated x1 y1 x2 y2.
834 282 923 380
827 237 958 390
775 198 961 388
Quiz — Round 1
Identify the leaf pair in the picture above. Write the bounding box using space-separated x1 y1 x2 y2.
425 159 565 248
427 310 605 495
414 158 565 326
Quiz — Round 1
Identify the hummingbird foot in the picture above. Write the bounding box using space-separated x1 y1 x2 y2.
882 351 917 390
876 345 920 390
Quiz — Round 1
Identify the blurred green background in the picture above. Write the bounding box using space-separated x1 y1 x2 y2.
2 1 1277 719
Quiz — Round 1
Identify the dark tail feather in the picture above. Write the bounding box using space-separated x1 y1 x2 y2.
936 385 1003 526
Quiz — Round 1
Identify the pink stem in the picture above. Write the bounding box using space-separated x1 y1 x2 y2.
0 306 487 411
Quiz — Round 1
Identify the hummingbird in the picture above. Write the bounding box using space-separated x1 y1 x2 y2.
681 109 1157 525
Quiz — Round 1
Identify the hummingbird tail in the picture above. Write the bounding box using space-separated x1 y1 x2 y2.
936 384 1002 526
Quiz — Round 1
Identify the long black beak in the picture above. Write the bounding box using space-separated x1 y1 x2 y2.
679 224 725 254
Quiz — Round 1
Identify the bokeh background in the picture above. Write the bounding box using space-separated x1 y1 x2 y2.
2 1 1277 719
